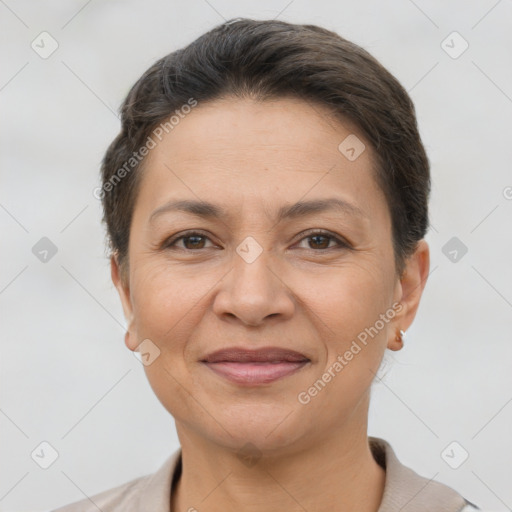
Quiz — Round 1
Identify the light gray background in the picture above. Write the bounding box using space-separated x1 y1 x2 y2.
1 1 511 511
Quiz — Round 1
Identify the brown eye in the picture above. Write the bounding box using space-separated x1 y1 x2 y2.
163 231 214 250
162 230 349 252
296 231 349 251
307 234 331 249
181 235 207 249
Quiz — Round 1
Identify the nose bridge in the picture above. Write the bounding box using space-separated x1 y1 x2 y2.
213 235 294 325
232 235 277 305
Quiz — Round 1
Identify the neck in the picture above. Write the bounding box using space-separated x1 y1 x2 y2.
171 402 385 511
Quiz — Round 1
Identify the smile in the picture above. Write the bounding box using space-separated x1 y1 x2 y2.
203 360 310 385
201 347 311 385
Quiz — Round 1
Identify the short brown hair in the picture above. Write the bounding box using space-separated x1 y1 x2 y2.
100 18 430 277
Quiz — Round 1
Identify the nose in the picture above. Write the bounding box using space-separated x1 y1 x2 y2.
212 244 295 327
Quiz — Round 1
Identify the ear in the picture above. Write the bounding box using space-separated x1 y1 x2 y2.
387 240 430 351
111 254 137 351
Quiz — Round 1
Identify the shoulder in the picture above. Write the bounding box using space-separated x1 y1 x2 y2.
51 451 181 512
51 474 151 512
369 437 481 512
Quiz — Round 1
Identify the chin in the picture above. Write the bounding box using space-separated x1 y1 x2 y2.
204 402 310 455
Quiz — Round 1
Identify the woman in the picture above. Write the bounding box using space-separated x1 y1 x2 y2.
54 18 480 512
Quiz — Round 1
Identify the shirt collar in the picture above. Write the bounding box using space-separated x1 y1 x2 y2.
137 437 468 512
369 436 468 512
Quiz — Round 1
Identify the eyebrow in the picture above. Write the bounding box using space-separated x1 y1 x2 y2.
149 197 366 224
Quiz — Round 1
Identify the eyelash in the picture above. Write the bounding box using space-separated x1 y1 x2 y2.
162 229 351 252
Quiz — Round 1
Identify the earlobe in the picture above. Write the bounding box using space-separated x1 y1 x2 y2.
387 328 405 351
387 240 430 351
124 330 136 351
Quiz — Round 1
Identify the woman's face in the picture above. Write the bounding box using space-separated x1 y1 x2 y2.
112 97 428 454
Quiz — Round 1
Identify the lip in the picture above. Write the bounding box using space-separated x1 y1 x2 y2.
202 347 310 385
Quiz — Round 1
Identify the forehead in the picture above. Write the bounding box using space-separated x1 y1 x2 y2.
149 97 366 165
134 97 387 223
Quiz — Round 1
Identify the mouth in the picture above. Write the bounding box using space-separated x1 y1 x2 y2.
201 347 311 385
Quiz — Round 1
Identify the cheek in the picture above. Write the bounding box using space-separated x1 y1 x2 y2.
297 261 394 397
130 261 193 346
303 260 395 344
293 266 392 422
129 259 227 352
129 250 395 352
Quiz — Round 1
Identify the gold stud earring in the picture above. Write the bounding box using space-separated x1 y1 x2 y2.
396 329 405 344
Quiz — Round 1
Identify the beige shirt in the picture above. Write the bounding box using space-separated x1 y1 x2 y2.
52 436 479 511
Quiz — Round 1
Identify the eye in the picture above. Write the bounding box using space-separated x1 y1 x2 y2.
295 230 350 251
162 229 350 252
163 231 215 250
